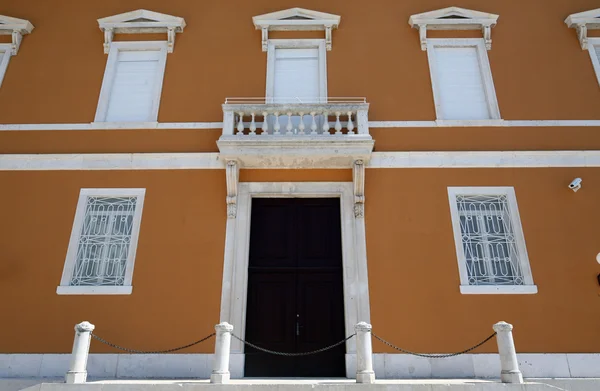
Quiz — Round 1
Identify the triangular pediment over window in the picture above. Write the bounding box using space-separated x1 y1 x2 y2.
408 7 499 50
97 9 186 53
565 8 600 49
0 15 34 55
253 8 341 51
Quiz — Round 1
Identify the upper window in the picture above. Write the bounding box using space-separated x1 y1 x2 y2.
447 187 537 294
0 48 11 89
266 40 327 104
94 42 168 122
427 39 500 120
408 7 501 121
0 14 34 89
94 9 185 123
590 41 600 86
57 189 146 295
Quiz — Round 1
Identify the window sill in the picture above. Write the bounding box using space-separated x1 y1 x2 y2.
436 119 504 127
460 285 538 295
56 286 133 295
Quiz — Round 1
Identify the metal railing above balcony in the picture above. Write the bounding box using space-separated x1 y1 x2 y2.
222 97 370 136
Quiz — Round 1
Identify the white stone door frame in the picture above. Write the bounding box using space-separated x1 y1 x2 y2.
219 181 371 356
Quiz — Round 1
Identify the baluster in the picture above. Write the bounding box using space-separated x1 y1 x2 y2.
347 112 355 134
310 112 317 134
334 112 342 135
322 111 330 135
249 113 256 135
273 112 281 135
261 112 269 135
298 112 305 135
236 112 244 135
286 112 293 135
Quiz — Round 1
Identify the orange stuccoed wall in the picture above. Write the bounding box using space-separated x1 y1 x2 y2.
1 168 600 354
0 0 600 123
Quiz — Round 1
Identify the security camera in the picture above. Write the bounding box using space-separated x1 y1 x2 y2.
568 178 582 192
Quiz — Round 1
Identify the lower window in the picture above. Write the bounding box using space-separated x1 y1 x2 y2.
447 187 537 294
57 189 146 295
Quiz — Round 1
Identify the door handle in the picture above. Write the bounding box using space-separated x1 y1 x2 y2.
296 321 300 336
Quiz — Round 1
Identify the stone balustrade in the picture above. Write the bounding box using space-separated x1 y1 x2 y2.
222 98 370 136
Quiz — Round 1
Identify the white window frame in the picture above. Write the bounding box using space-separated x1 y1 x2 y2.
93 41 168 123
57 188 146 295
587 38 600 87
265 39 327 103
447 187 537 295
0 44 13 88
427 38 501 122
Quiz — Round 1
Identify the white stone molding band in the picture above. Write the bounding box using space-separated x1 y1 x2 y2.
565 8 600 50
219 182 371 357
6 151 600 170
0 15 34 55
3 353 600 379
4 120 600 131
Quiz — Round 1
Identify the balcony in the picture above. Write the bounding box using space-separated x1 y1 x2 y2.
217 98 374 168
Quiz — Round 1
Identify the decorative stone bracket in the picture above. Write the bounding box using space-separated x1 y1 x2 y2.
225 160 239 219
408 7 499 51
565 8 600 50
0 15 34 55
97 9 186 54
253 8 341 52
353 160 365 218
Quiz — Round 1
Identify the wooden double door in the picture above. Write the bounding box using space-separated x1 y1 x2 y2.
244 198 346 377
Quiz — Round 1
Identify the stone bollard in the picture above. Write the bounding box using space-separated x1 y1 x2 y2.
211 322 234 384
65 321 95 384
493 321 523 384
355 322 375 384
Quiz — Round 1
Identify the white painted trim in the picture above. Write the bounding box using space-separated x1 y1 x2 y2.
4 352 600 379
459 285 538 294
265 39 327 101
426 38 501 121
0 153 223 170
219 182 371 359
4 120 600 131
588 38 600 87
57 188 146 295
7 151 600 170
0 45 12 88
94 41 168 123
56 286 132 295
447 187 535 294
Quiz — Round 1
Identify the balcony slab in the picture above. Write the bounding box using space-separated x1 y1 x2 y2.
217 135 374 168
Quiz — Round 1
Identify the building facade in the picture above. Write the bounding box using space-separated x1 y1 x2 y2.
2 0 600 380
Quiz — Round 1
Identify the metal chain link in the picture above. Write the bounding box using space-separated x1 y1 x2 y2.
371 331 496 359
232 333 355 357
91 332 215 354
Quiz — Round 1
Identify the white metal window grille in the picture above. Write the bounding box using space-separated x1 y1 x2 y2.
426 39 501 121
58 189 145 295
71 196 137 286
447 187 536 294
456 194 522 285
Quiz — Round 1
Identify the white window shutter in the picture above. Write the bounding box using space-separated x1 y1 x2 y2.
105 51 162 122
434 47 490 120
273 48 320 103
